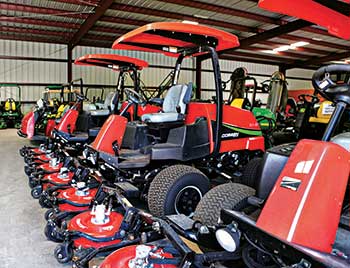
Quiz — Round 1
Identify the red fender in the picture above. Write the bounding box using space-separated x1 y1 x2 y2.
42 172 74 190
46 119 56 137
57 187 98 206
257 139 350 253
20 111 35 138
100 245 177 268
68 211 124 248
29 148 46 155
38 162 63 172
56 109 79 134
91 115 127 155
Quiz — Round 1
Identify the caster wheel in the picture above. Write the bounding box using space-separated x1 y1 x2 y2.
44 222 64 243
31 186 42 199
19 148 26 157
54 243 73 263
44 208 55 221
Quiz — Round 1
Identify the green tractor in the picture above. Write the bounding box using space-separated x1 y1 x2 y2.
0 84 23 129
225 68 277 147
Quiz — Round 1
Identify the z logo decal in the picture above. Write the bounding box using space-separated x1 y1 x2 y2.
280 176 301 191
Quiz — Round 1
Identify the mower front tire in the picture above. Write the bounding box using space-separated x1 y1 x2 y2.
148 165 209 217
194 183 255 226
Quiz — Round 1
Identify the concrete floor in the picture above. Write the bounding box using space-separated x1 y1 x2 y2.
0 129 66 268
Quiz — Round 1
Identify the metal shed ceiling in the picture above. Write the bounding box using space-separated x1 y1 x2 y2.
0 0 349 69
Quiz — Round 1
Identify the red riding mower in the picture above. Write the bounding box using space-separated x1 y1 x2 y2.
77 21 265 220
95 64 350 268
19 80 86 162
18 83 80 143
27 55 160 200
191 64 350 268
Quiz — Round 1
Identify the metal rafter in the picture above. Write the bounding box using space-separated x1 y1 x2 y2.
69 0 114 47
156 0 280 25
0 2 89 19
109 3 257 33
287 51 350 69
0 15 80 29
0 33 67 44
0 26 73 40
280 34 349 51
156 0 333 38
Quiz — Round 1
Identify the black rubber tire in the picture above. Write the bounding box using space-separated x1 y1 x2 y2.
194 183 255 226
54 243 73 263
148 165 210 217
19 148 26 157
241 158 262 189
44 208 55 221
31 186 42 199
45 222 64 243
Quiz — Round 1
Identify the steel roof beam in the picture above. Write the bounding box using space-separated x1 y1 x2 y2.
0 15 80 29
109 3 257 33
0 33 67 44
0 2 89 19
286 51 350 69
0 26 73 39
69 0 114 47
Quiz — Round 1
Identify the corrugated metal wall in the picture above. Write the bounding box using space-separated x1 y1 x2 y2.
0 40 313 112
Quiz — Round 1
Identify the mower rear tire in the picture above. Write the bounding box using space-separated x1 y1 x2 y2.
194 183 255 226
240 158 262 189
148 165 209 217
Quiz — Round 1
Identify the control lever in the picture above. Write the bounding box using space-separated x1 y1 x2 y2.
112 140 119 156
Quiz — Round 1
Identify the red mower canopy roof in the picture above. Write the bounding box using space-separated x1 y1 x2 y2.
112 21 239 57
74 54 149 70
258 0 350 40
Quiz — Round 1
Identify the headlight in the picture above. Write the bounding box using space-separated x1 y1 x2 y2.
215 225 240 252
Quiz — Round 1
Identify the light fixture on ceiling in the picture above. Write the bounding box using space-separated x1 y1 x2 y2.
273 45 290 52
182 20 199 25
332 59 350 64
261 50 278 54
262 41 310 54
290 41 310 48
193 14 209 19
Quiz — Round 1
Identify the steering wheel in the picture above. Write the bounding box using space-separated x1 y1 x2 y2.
298 94 319 105
312 64 350 104
124 88 146 105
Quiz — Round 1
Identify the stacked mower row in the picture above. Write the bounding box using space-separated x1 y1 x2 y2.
19 21 350 268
